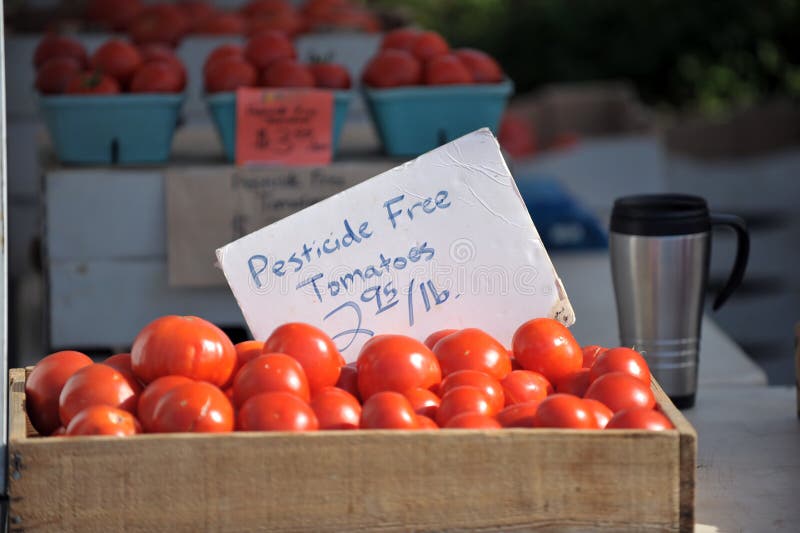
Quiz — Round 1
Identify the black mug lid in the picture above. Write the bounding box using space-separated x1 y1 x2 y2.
610 194 710 236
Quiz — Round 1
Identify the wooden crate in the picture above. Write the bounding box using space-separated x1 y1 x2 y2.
7 368 696 532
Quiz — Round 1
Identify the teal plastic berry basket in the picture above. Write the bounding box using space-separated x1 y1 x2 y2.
206 90 352 162
39 94 185 165
363 80 514 157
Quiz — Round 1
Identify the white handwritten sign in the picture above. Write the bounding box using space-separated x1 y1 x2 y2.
216 129 574 361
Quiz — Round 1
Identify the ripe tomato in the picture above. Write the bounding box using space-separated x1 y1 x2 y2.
533 394 598 429
138 43 186 84
90 39 143 86
423 329 457 350
500 370 552 406
239 391 318 431
196 12 245 34
607 407 674 431
176 0 215 30
555 368 591 397
453 49 504 83
222 340 265 388
35 57 82 94
512 318 582 384
51 426 67 437
233 353 310 407
204 44 243 75
496 401 541 428
33 34 87 68
102 353 143 391
360 391 418 430
25 350 93 435
309 63 351 89
439 370 504 414
310 386 361 430
435 386 491 427
86 0 143 31
381 27 419 51
131 315 236 387
335 362 360 401
263 322 342 394
416 414 439 430
130 61 185 92
583 399 614 429
152 382 233 433
403 387 440 419
65 72 121 94
510 356 523 371
137 375 193 432
424 54 473 85
59 364 141 426
433 328 511 380
245 11 304 38
589 347 651 384
411 31 450 62
241 0 295 18
499 112 537 158
261 59 315 87
357 334 441 400
581 345 606 368
362 49 422 88
445 413 501 429
65 405 141 437
129 4 189 47
584 372 656 413
244 30 296 70
204 56 257 93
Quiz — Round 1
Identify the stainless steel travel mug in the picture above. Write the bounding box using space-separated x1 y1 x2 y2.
609 194 749 408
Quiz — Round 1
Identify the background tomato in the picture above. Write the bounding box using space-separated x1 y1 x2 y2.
261 59 315 87
453 48 504 83
362 50 422 88
584 372 656 413
25 351 93 435
411 31 450 61
86 0 143 31
435 386 491 427
33 34 87 68
581 345 606 368
233 353 310 407
424 54 473 85
130 61 185 92
310 387 361 430
439 370 504 414
500 370 552 406
589 347 651 384
433 328 511 380
66 72 120 94
381 27 419 51
263 323 342 394
445 412 501 429
129 4 189 47
238 391 319 432
138 43 186 84
555 368 591 397
496 401 540 428
244 30 296 70
137 375 193 432
533 394 597 429
59 364 141 426
423 329 457 350
204 44 243 75
357 335 441 400
35 57 82 94
309 63 351 89
152 382 233 433
90 39 143 86
65 405 141 437
512 318 582 383
403 387 440 419
360 391 418 430
204 56 257 93
582 398 614 428
607 407 674 430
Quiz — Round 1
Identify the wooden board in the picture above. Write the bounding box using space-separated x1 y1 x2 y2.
7 369 696 532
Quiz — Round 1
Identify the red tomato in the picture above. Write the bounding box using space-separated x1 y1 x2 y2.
589 347 651 384
101 353 142 390
335 362 360 401
241 0 295 18
244 30 296 70
403 387 440 419
607 407 674 431
90 39 143 86
500 370 552 406
35 57 82 94
439 370 504 414
25 351 93 435
233 353 310 407
435 386 491 427
129 4 189 47
309 63 351 89
411 31 450 62
131 315 236 387
222 340 265 389
357 334 441 400
137 375 193 432
59 364 141 426
176 0 215 30
583 398 614 429
130 61 185 92
245 11 304 38
51 426 67 437
204 44 243 75
33 34 88 68
533 394 598 429
152 382 233 433
433 328 511 380
512 318 582 384
499 112 537 158
453 48 504 83
239 391 318 431
445 412 501 429
86 0 143 31
360 391 418 430
362 49 422 88
310 386 361 430
65 72 121 94
424 54 473 85
260 59 315 87
195 12 246 34
416 414 439 430
138 43 186 85
65 405 141 437
510 356 523 371
496 401 541 428
581 345 606 368
263 323 342 394
381 27 419 51
204 56 257 93
555 368 591 397
423 329 457 350
584 372 656 413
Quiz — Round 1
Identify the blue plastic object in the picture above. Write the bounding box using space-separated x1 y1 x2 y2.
206 90 352 162
39 94 184 164
363 80 513 157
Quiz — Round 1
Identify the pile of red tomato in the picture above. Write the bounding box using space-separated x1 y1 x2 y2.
203 32 350 94
25 315 673 438
34 36 186 95
362 28 505 88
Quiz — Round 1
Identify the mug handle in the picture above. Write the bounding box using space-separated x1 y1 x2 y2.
710 213 750 310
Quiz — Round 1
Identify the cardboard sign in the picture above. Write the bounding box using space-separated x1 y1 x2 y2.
235 88 333 166
217 129 574 360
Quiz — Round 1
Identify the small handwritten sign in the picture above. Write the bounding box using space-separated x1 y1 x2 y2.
235 88 333 166
217 129 574 361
